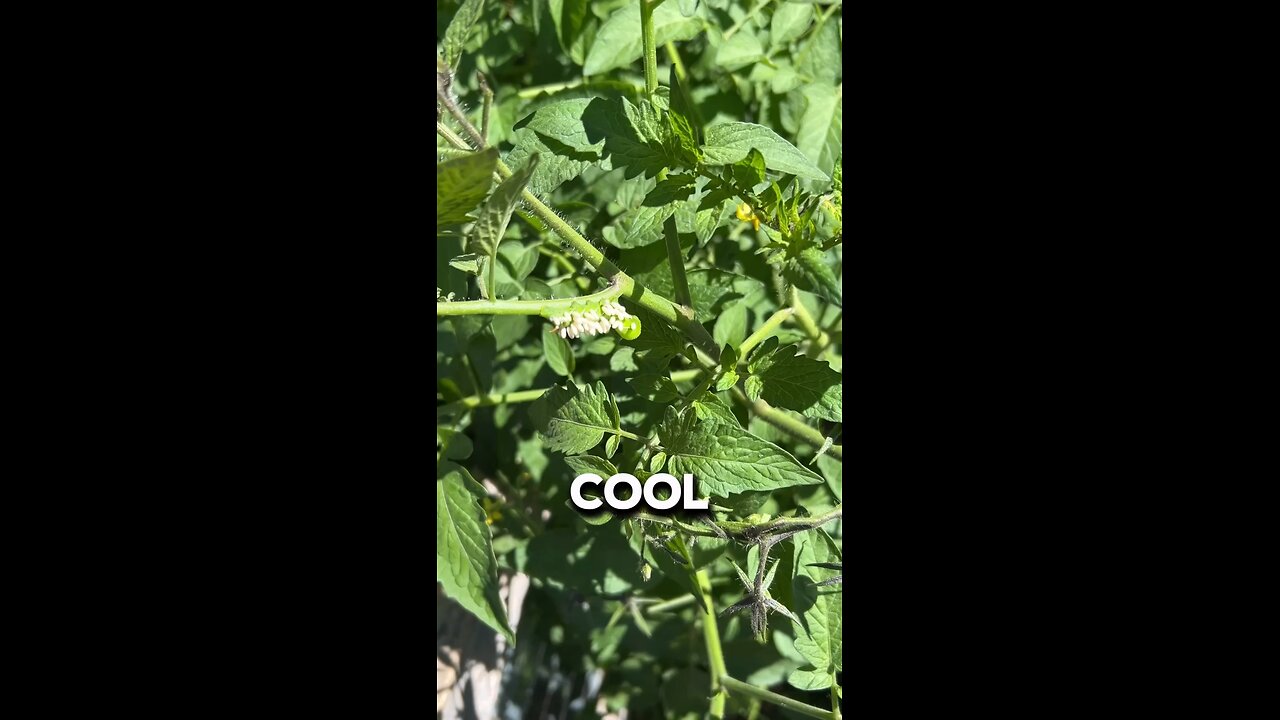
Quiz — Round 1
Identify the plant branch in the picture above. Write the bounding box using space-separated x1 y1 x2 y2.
641 0 659 96
696 567 729 718
437 122 471 150
664 216 693 308
437 389 547 417
790 287 830 356
721 676 834 720
731 388 843 461
437 279 624 317
739 308 794 359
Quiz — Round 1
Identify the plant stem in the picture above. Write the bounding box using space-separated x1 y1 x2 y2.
644 593 696 615
640 0 660 96
831 678 842 720
696 568 729 719
721 676 834 720
739 308 794 359
437 146 474 158
790 287 830 356
437 388 547 417
665 41 688 82
664 215 693 309
731 389 843 461
476 71 493 143
437 122 471 150
437 280 624 317
670 368 701 384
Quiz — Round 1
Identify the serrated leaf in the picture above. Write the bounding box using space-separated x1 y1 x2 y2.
437 148 498 228
732 148 767 189
582 97 672 179
531 381 617 454
657 408 822 497
744 374 764 400
784 246 842 306
622 306 687 361
644 175 697 207
542 328 576 376
605 433 620 458
505 129 609 196
703 122 828 181
750 345 841 422
629 372 680 403
792 529 841 677
715 30 765 70
771 3 813 48
692 394 740 426
441 0 486 69
565 454 620 477
787 666 831 691
715 370 738 392
796 12 841 85
603 203 677 249
668 65 704 151
471 155 540 298
584 2 702 75
437 461 515 644
513 98 604 155
649 451 667 473
547 0 588 54
796 84 842 184
449 253 481 274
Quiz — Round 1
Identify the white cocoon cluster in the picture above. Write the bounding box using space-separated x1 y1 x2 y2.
549 301 632 339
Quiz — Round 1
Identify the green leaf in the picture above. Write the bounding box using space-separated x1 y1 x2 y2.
714 302 749 349
747 345 841 422
784 246 842 306
796 12 840 84
605 433 621 458
448 253 481 274
649 451 667 473
715 30 765 70
787 666 831 691
677 0 700 17
715 370 738 392
564 454 620 477
583 1 702 75
668 65 704 152
629 372 680 403
547 0 588 54
623 306 687 362
633 268 764 323
471 155 540 298
542 328 576 376
644 175 697 207
732 148 767 190
792 529 841 679
437 461 515 644
441 0 486 69
703 122 828 181
582 97 673 178
530 381 617 454
771 3 813 48
796 84 842 184
437 148 498 228
505 129 607 195
603 203 677 249
692 393 740 426
513 98 604 155
657 408 822 498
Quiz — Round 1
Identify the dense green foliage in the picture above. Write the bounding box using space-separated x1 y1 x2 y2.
438 1 842 717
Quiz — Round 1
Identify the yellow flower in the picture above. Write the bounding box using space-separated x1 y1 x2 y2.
482 497 503 526
736 202 761 231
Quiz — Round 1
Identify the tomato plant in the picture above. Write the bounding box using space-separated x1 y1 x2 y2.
437 1 842 717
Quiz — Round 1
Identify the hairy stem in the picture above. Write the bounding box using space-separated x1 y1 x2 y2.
696 568 729 718
739 308 794 359
664 216 693 309
790 287 830 356
721 676 834 720
831 679 842 720
437 122 471 150
641 0 659 96
437 389 546 417
731 389 843 461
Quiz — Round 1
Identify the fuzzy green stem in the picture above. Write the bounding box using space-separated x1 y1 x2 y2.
664 215 693 309
437 281 623 317
437 122 471 150
644 593 696 615
721 676 834 720
665 41 688 82
670 368 701 384
831 679 842 720
641 0 659 96
739 308 794 359
437 388 547 417
731 389 843 461
697 568 729 718
477 71 493 143
790 287 830 355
